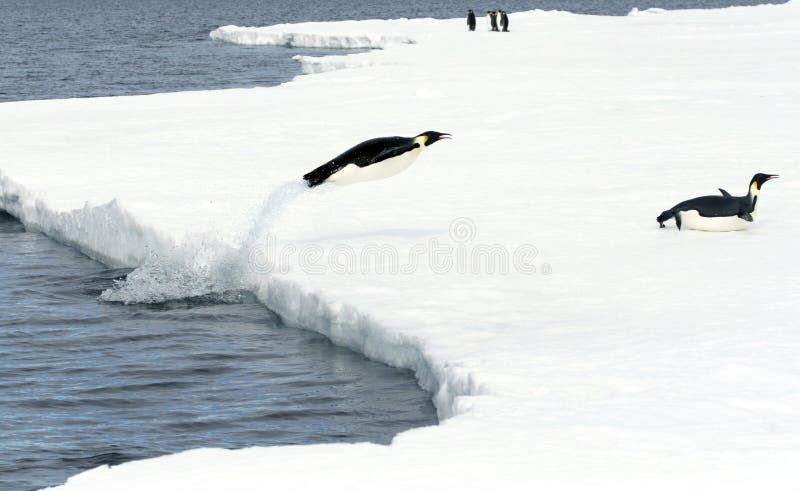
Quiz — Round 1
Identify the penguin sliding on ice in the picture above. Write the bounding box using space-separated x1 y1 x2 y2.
302 131 451 187
656 173 779 231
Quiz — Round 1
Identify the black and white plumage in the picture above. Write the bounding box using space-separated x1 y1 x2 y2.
467 10 476 31
656 173 779 231
303 131 451 187
500 11 509 32
487 11 498 31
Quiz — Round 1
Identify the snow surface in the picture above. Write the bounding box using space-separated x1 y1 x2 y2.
2 2 800 490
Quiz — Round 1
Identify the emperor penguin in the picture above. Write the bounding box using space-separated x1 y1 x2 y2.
467 10 476 31
486 11 493 31
302 131 451 187
656 173 779 231
500 10 509 32
490 11 500 31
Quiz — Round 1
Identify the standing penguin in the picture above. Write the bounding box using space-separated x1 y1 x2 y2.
467 9 476 31
656 173 779 231
490 10 499 31
500 10 509 32
486 11 493 31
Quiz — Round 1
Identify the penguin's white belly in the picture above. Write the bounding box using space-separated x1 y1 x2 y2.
679 210 752 232
328 147 422 185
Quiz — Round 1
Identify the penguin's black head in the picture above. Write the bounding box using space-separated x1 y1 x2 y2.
416 131 452 147
751 173 779 190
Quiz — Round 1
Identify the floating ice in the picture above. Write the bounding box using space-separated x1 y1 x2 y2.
210 25 415 49
628 7 668 16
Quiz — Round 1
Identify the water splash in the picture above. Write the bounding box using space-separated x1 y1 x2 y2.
242 180 308 249
99 242 235 304
101 180 312 304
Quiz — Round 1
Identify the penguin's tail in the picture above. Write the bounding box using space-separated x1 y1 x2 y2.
303 172 325 188
302 167 330 188
656 210 674 229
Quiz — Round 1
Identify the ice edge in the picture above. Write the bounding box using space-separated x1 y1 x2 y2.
0 171 482 422
209 25 416 50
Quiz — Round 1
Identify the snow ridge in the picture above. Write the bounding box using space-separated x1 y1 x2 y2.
293 52 393 74
210 25 415 49
627 7 668 16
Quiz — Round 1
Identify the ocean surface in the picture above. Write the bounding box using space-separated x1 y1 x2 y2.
0 212 437 491
0 0 780 102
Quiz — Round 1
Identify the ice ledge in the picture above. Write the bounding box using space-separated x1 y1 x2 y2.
0 171 484 422
293 52 394 74
259 276 486 420
0 172 171 269
210 25 416 49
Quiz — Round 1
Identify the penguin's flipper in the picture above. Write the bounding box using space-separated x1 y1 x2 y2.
372 142 420 165
718 188 732 197
739 211 754 222
675 213 682 230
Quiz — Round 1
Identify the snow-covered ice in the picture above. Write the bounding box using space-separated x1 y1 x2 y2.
210 20 420 49
2 2 800 490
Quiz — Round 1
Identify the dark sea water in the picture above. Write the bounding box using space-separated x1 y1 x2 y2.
0 0 781 102
0 212 436 491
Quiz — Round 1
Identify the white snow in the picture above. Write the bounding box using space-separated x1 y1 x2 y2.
293 51 393 74
2 2 800 490
628 7 669 16
210 20 420 49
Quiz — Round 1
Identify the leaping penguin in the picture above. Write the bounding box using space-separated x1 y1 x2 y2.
656 173 779 231
302 131 451 187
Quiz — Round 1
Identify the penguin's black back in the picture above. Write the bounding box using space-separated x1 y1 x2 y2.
668 195 752 217
328 136 415 168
